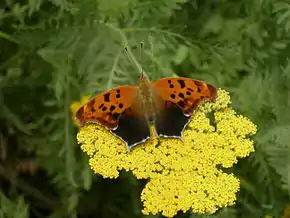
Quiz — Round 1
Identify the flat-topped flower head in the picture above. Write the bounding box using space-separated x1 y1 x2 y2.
74 89 257 217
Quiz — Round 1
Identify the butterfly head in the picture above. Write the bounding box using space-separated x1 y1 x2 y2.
139 71 150 84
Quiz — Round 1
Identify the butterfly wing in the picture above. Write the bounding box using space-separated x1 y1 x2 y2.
152 77 217 137
76 86 151 149
111 104 151 150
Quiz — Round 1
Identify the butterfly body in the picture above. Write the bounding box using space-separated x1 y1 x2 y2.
76 74 217 150
135 73 157 122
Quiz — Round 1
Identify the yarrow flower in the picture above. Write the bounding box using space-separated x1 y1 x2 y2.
73 89 257 217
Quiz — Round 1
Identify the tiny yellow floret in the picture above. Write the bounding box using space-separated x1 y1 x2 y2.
75 89 257 217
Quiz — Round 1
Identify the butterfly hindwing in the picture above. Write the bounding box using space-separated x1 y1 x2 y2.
154 100 190 138
112 104 151 150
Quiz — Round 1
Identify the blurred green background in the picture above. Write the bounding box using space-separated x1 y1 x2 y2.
1 0 290 217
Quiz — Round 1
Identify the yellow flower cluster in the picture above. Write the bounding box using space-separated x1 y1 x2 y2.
75 89 257 217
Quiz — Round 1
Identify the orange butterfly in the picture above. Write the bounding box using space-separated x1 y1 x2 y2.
76 73 217 150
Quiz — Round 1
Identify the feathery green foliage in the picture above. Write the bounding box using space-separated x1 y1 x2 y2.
1 0 290 217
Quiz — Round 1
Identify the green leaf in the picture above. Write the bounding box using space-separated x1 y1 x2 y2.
173 45 188 64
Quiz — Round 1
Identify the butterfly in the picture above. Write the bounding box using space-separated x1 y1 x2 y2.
76 73 217 150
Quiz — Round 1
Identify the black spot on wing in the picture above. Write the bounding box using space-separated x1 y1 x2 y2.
193 81 203 93
116 89 120 93
102 106 107 111
178 93 184 98
187 88 194 92
116 94 121 98
110 105 116 111
98 103 104 109
170 94 175 99
186 91 191 96
104 93 110 102
177 79 186 89
169 84 174 88
118 103 123 108
194 81 203 87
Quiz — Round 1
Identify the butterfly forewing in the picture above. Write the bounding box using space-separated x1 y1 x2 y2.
152 77 217 116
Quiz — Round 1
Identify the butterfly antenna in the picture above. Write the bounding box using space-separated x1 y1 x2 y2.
139 41 146 78
124 46 143 75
